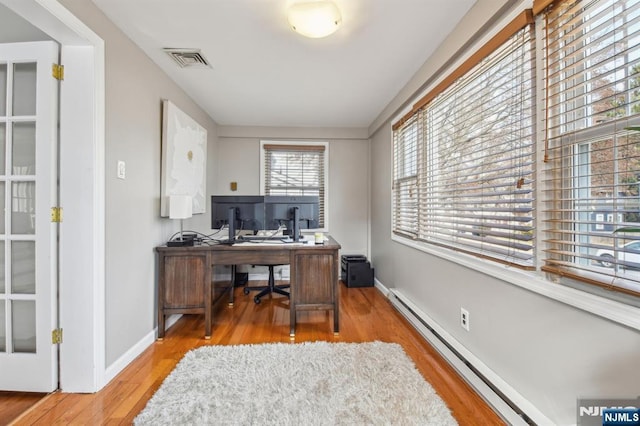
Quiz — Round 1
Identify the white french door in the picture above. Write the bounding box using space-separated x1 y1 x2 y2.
0 41 59 392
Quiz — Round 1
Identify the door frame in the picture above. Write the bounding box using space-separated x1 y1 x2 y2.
0 0 106 392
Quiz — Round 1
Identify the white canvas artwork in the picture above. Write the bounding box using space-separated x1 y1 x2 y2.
160 100 207 216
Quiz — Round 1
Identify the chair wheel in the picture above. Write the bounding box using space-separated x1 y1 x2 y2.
243 288 250 295
254 296 261 304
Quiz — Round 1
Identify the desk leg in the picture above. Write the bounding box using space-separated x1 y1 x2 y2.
158 253 166 340
289 252 296 337
333 250 340 334
229 265 236 306
289 312 296 337
205 254 212 339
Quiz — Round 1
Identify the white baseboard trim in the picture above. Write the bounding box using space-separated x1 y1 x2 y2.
248 272 270 281
103 314 182 386
374 277 392 297
383 284 552 425
103 329 154 386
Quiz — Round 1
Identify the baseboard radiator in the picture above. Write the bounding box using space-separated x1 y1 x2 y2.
387 288 549 425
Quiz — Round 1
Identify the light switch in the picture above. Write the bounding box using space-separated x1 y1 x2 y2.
117 160 126 179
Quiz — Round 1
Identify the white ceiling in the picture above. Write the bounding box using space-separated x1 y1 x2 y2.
98 1 476 128
0 0 477 128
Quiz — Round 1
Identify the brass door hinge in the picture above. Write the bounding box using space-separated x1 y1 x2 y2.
51 207 63 223
52 328 63 344
52 64 64 81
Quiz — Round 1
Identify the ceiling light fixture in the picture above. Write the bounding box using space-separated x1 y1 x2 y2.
287 1 342 39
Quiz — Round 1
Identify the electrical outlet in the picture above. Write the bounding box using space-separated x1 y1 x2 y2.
460 307 470 331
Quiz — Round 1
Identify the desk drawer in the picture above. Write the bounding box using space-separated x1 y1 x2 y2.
210 250 289 265
291 253 335 305
162 254 206 308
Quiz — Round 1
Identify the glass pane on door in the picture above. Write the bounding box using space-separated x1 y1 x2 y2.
0 301 5 352
0 241 4 293
0 63 6 116
12 182 35 234
12 122 35 175
11 241 35 294
12 63 36 116
0 122 5 175
0 182 4 234
12 300 35 353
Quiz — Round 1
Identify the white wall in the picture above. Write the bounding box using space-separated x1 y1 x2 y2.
369 0 640 424
0 3 51 42
58 0 218 367
214 126 370 256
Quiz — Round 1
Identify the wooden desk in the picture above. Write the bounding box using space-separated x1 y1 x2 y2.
155 236 341 339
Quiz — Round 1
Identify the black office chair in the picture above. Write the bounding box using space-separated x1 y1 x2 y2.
243 265 289 304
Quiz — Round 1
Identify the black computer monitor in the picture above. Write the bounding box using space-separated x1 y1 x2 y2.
264 195 320 241
211 195 265 243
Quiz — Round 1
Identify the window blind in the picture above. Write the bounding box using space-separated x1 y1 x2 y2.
542 0 640 296
263 144 325 227
392 18 536 268
393 114 420 238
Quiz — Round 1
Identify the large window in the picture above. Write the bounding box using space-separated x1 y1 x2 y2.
392 0 640 303
542 0 640 296
261 141 327 228
392 13 536 268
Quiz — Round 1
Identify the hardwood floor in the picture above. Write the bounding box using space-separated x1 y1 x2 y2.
6 284 504 425
0 393 45 426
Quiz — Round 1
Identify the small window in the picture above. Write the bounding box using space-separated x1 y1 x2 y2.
260 141 328 229
393 115 419 238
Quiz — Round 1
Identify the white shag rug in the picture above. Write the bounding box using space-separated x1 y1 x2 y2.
134 341 457 425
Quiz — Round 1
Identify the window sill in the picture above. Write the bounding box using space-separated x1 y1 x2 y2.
391 234 640 331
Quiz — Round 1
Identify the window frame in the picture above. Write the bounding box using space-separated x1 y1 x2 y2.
393 114 420 239
541 0 640 298
259 140 329 232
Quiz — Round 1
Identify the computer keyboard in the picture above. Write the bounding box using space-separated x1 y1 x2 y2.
238 235 286 241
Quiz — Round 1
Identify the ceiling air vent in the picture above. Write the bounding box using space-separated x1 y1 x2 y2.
163 48 211 69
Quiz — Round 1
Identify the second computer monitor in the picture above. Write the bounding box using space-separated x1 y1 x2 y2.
264 195 320 238
211 196 265 242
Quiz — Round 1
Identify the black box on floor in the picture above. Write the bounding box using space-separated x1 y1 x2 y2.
341 255 374 287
